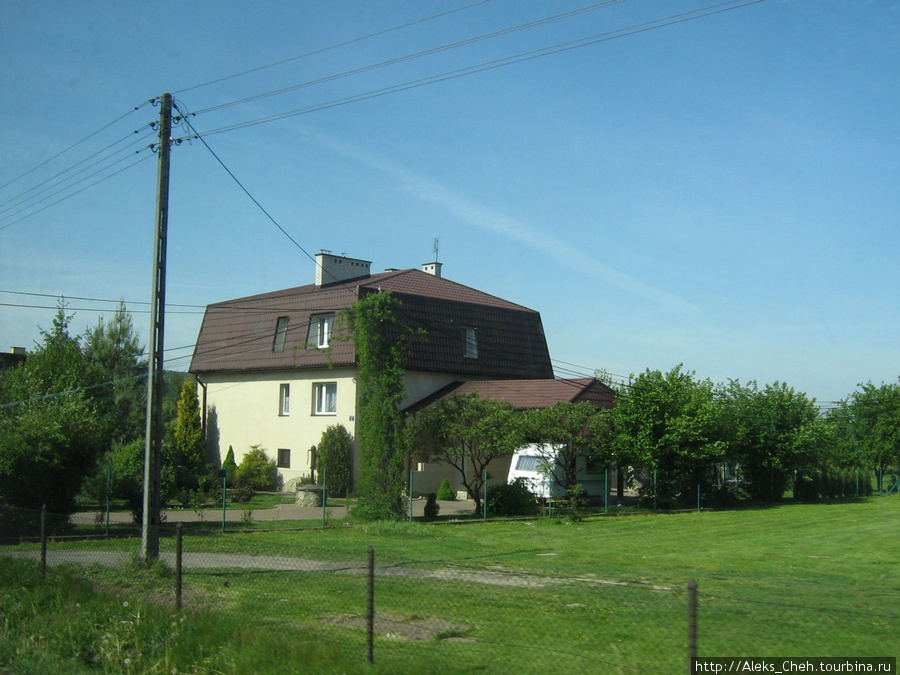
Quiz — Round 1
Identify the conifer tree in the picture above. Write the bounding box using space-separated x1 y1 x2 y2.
174 377 206 476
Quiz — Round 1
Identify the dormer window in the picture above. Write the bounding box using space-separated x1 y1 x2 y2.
273 316 289 352
464 327 478 359
307 314 335 349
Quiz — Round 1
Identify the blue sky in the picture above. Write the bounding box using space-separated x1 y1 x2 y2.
1 0 898 405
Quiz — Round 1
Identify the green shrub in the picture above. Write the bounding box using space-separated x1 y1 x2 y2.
235 445 278 491
423 493 440 519
230 485 255 503
222 445 238 485
486 478 540 517
437 478 455 501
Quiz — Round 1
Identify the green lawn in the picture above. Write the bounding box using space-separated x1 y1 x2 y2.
2 498 897 674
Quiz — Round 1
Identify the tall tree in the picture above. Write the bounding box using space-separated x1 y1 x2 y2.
612 365 721 507
344 291 415 520
0 303 107 512
833 380 900 491
83 301 146 446
174 377 206 476
717 380 820 500
409 394 527 513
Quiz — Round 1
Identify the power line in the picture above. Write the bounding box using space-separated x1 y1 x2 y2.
188 0 629 117
173 0 494 96
0 152 154 232
0 289 205 309
178 0 765 140
0 129 155 220
0 101 152 192
0 141 155 228
0 302 203 315
173 102 320 270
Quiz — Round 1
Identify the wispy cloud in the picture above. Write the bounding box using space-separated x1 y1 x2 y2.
299 127 699 315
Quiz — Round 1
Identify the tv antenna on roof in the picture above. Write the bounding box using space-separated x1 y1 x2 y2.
433 237 440 263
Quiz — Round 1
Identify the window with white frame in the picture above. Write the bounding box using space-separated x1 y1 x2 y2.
313 382 337 415
279 383 290 416
273 316 289 352
464 327 478 359
307 314 335 349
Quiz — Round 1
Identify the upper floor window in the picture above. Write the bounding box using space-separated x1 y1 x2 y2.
464 327 478 359
273 316 289 352
313 382 337 415
279 383 290 416
307 314 335 349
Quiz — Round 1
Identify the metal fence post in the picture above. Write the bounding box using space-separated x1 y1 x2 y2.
40 504 47 578
687 579 698 671
105 463 112 537
367 545 375 664
222 473 227 532
322 467 327 528
409 469 414 522
654 469 658 511
175 523 183 612
483 468 488 520
605 468 609 514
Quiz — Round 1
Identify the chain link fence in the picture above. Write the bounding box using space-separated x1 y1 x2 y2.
1 503 895 674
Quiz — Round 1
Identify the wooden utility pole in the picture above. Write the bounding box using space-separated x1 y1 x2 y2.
141 93 172 560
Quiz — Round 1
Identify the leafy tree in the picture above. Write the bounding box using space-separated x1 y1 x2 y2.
408 394 527 514
318 424 353 497
525 402 612 494
0 304 107 512
235 445 278 491
832 380 900 491
343 291 417 520
82 301 146 446
612 365 721 508
174 377 205 477
717 380 820 500
106 439 177 522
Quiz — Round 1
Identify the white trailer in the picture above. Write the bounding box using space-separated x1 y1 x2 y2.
507 444 611 500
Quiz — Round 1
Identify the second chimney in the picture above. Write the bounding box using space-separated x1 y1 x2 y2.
422 262 443 278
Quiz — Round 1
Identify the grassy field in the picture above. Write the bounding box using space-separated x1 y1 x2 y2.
1 498 897 674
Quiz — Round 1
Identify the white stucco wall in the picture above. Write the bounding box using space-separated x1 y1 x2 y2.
198 368 504 494
200 368 358 488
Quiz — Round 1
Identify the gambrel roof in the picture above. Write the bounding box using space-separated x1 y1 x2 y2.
189 268 554 380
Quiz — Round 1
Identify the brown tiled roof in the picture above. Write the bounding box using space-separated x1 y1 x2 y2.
404 378 616 413
189 269 553 379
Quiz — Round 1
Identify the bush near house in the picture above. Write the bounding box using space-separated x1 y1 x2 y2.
436 478 454 501
423 493 440 519
235 445 278 492
317 425 353 498
486 478 540 517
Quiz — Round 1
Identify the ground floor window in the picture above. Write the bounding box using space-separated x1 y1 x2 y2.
277 448 291 468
